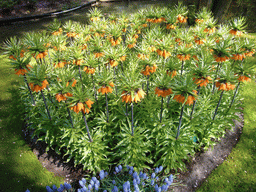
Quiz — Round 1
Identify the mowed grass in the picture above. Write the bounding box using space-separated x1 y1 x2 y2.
0 55 64 192
197 38 256 191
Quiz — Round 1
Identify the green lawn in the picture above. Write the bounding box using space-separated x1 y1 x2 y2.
197 38 256 191
0 55 65 192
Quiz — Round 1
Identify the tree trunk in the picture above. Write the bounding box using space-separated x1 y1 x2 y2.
211 0 233 22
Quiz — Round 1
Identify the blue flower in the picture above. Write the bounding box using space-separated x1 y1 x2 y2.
25 189 30 192
156 176 159 181
92 177 97 182
112 180 116 185
46 186 53 192
118 165 122 171
88 184 92 190
100 170 105 180
105 171 108 177
103 190 107 192
64 182 72 190
142 173 147 179
151 179 155 186
112 186 118 192
132 171 138 179
151 172 156 179
155 168 159 173
115 166 120 173
161 184 168 191
159 166 163 172
129 170 133 175
169 174 173 183
52 185 58 191
57 184 65 192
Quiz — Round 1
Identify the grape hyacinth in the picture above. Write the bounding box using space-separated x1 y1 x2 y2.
25 165 175 192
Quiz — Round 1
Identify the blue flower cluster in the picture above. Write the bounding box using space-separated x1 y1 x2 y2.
25 165 174 192
25 182 72 192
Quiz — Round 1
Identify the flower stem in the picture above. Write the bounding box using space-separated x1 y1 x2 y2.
160 96 164 123
190 86 201 120
181 61 184 75
176 105 185 140
41 90 51 120
212 62 220 93
227 81 240 114
212 90 224 121
114 67 117 96
126 103 128 116
147 75 149 98
23 74 35 105
82 112 93 142
65 101 74 128
131 102 134 136
91 75 97 102
105 93 109 122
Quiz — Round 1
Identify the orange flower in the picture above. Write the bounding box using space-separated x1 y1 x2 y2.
15 68 28 76
55 93 67 102
41 79 49 89
54 61 66 68
195 19 204 24
238 75 251 82
177 15 187 23
186 95 196 105
166 24 176 30
231 53 245 61
141 65 157 76
109 82 115 87
83 66 96 74
166 70 177 78
229 29 243 36
127 43 136 49
162 50 171 59
155 87 173 97
177 54 191 61
121 91 132 103
73 59 83 66
98 86 113 95
193 76 212 87
70 102 89 114
119 55 127 62
148 46 156 52
173 94 185 104
216 81 235 91
90 17 100 22
85 99 94 109
214 55 229 62
66 79 77 87
35 51 48 59
94 52 104 58
137 53 149 60
109 59 118 67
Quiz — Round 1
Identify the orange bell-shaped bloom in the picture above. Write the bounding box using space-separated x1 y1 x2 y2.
85 99 94 109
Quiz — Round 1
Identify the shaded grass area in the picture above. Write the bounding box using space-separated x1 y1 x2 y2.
0 55 64 192
197 60 256 191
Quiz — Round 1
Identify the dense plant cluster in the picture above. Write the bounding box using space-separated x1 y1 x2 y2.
3 3 255 183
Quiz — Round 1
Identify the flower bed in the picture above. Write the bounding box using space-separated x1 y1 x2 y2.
3 3 255 192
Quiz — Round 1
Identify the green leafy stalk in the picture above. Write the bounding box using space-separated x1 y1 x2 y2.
91 75 97 102
181 60 184 75
212 63 220 93
212 90 224 121
227 81 240 113
82 112 93 142
40 90 52 120
65 101 74 128
105 93 109 122
147 75 149 98
131 102 134 136
190 86 201 120
176 105 184 139
160 96 164 123
23 74 35 105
